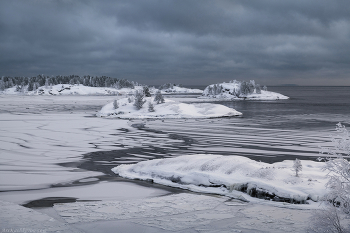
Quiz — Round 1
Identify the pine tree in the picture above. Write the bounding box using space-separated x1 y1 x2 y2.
148 102 155 112
143 86 151 97
133 90 146 110
293 158 302 177
154 90 165 104
113 99 119 109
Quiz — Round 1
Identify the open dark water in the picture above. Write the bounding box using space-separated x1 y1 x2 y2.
79 86 350 177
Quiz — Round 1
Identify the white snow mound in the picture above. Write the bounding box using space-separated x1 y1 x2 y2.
112 155 328 203
200 81 289 100
97 97 242 119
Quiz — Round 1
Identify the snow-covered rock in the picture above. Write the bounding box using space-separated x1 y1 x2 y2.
112 154 328 204
200 80 289 100
97 97 242 119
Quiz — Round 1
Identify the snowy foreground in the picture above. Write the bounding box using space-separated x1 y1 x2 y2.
201 81 289 100
97 97 242 119
113 155 328 205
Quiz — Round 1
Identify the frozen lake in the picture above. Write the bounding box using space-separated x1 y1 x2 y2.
1 86 349 232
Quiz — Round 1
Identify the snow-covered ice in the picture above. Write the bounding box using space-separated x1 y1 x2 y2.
113 154 328 205
52 193 315 232
0 200 83 232
97 97 242 119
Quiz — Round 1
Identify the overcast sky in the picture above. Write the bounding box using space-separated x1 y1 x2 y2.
1 0 350 86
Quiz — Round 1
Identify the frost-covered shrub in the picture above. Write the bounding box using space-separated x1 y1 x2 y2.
154 90 165 104
133 90 146 110
263 85 267 91
309 205 348 233
309 123 350 232
148 102 155 112
293 158 302 177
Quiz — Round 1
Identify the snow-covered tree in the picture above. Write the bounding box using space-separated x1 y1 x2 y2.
208 86 213 95
292 158 302 177
255 84 261 94
0 80 5 91
143 86 151 97
309 205 348 233
154 90 165 104
45 78 49 89
213 85 218 95
148 102 155 112
309 123 350 232
239 81 254 96
263 85 268 91
128 96 134 103
217 85 223 94
113 100 119 109
133 90 146 110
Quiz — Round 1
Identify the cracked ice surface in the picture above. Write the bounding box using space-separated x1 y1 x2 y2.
0 200 83 233
54 193 314 232
54 193 223 224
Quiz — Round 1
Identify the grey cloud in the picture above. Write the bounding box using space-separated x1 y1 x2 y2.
0 0 349 85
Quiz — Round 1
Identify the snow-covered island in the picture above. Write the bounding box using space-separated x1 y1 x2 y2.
200 80 289 100
97 96 242 119
0 76 203 96
112 154 327 205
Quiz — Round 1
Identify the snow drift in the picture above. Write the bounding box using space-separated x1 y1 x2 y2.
112 155 328 204
97 97 242 119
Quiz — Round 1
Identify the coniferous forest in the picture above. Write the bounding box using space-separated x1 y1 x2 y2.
0 75 137 92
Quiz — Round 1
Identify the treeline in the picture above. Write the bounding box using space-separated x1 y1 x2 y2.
158 83 183 90
0 75 137 91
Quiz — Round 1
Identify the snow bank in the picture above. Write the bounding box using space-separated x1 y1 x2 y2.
97 97 242 119
200 81 289 100
112 155 328 204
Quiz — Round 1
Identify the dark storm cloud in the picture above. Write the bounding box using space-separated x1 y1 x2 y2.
0 0 349 85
